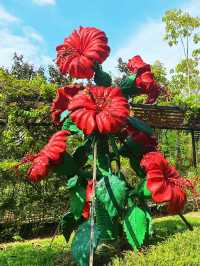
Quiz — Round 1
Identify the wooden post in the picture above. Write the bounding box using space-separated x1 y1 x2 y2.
191 130 197 168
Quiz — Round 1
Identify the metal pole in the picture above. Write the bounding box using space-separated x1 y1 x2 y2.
191 130 197 168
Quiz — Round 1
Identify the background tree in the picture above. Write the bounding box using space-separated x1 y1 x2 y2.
162 9 200 96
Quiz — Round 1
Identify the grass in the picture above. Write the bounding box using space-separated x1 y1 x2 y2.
0 212 200 266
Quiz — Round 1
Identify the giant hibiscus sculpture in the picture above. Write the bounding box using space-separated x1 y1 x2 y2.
68 86 129 134
56 27 110 78
16 26 197 266
140 151 193 213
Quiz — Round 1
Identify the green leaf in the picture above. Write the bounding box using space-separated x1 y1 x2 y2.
53 152 79 177
128 117 153 136
60 211 77 242
135 179 151 199
145 211 153 237
97 137 110 171
71 221 101 266
95 200 119 240
62 117 83 134
67 175 78 189
123 206 147 251
129 155 146 179
119 74 139 97
119 137 143 159
60 110 69 122
70 184 86 220
73 139 91 167
96 174 127 218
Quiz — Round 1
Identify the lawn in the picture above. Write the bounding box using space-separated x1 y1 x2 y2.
0 212 200 266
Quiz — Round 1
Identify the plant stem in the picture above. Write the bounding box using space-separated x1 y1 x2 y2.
179 214 193 231
89 139 97 266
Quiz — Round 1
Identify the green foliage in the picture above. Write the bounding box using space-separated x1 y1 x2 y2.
60 212 78 242
69 182 86 220
128 117 153 136
96 174 127 218
94 63 112 87
71 221 101 266
123 206 148 251
95 201 119 241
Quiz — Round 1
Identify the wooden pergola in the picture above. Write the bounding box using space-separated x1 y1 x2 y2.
131 104 200 167
0 101 199 166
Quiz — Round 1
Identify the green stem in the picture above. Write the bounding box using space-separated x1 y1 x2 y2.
179 214 193 231
89 139 97 266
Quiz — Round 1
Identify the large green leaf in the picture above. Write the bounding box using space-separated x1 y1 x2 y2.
62 117 83 135
119 74 139 97
145 211 153 237
70 184 86 220
60 110 69 122
128 117 153 136
97 137 110 171
135 179 151 199
123 206 147 251
96 174 127 218
73 139 92 168
71 221 101 266
53 152 79 177
67 175 78 189
95 200 119 240
60 211 77 242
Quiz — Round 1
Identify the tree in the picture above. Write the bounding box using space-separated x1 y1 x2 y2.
11 53 46 80
162 9 200 96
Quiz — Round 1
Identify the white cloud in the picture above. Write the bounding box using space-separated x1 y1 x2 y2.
0 5 19 24
0 29 52 69
22 26 44 43
0 6 52 70
32 0 56 6
104 0 200 77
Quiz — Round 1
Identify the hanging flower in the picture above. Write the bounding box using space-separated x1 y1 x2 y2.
19 130 70 182
127 55 161 104
140 151 195 213
82 180 94 219
56 26 110 79
124 125 157 154
127 55 150 73
68 86 129 135
51 84 83 124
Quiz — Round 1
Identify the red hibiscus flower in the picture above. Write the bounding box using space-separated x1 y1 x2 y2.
135 71 154 91
17 130 69 183
51 84 82 124
82 180 94 219
145 81 162 104
68 86 129 135
56 26 110 79
124 125 157 154
140 151 194 213
127 55 150 74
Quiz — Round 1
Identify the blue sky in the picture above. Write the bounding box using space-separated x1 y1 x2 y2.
0 0 199 75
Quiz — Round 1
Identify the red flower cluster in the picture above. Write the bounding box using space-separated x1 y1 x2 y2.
82 180 94 219
124 125 157 154
140 151 193 213
51 84 82 124
127 55 161 104
56 27 110 79
68 86 129 135
27 130 69 182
